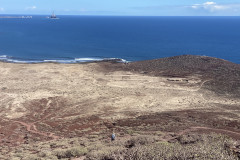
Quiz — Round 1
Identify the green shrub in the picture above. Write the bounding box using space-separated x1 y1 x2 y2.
55 147 88 159
125 136 155 148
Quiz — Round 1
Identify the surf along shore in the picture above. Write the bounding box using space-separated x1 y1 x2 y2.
0 55 240 159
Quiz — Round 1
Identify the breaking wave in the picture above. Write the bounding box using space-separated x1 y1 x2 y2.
0 55 128 64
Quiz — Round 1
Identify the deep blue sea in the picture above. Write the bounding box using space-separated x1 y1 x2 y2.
0 16 240 63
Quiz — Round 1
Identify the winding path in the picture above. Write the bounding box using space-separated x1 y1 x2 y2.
13 121 60 140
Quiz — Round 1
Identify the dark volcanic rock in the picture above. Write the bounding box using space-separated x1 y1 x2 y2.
130 55 240 97
103 55 240 97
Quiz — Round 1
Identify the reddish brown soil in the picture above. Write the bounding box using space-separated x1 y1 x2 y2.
0 106 239 148
0 55 240 149
0 97 105 147
116 109 240 140
13 121 60 140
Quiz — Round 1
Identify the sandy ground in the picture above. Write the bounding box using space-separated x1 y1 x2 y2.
1 62 239 119
0 61 240 147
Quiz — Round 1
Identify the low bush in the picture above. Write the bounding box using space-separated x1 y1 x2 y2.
125 136 155 148
87 134 239 160
55 147 87 159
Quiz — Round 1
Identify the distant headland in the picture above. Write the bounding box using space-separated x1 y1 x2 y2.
0 16 32 19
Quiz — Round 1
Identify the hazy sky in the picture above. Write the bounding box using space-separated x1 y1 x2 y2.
0 0 240 16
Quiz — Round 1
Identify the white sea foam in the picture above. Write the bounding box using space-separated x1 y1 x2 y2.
44 60 58 62
4 59 42 63
103 58 129 63
75 58 129 63
0 55 7 58
0 55 129 64
8 60 29 63
75 58 103 62
0 55 8 61
44 59 77 63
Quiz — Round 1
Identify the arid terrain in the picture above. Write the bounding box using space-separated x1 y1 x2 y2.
0 55 240 159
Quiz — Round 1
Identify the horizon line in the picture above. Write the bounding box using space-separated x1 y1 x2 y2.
0 14 240 17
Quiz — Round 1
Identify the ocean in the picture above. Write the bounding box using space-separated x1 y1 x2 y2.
0 16 240 63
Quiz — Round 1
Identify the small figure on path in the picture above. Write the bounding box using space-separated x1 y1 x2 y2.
111 132 116 141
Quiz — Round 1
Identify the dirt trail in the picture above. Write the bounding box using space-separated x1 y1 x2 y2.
13 121 60 140
191 127 240 136
177 126 240 136
165 126 240 141
197 80 211 91
112 126 240 143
